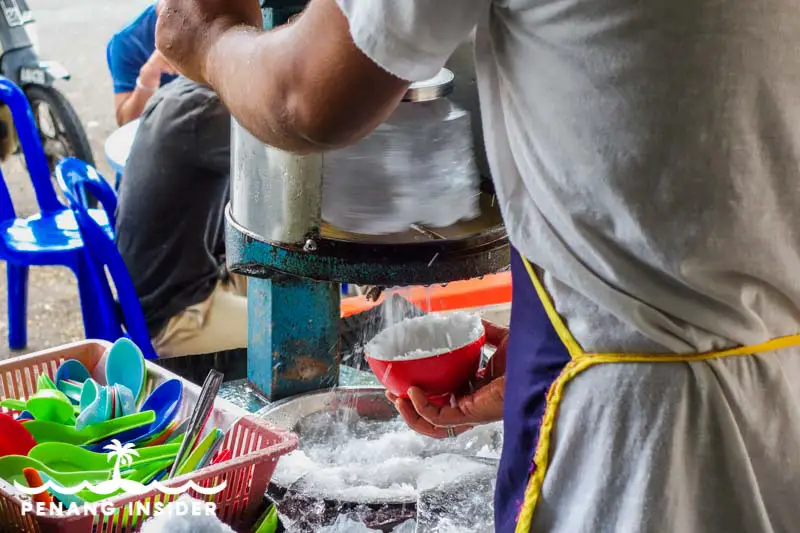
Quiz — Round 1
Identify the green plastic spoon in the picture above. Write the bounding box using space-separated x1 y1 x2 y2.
22 411 156 446
29 442 181 473
27 458 174 506
252 504 279 533
65 458 175 504
1 390 76 425
175 429 221 477
37 374 57 392
26 389 75 425
0 399 26 411
0 455 109 488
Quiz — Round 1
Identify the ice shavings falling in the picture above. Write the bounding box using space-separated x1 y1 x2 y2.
366 312 483 362
273 410 502 504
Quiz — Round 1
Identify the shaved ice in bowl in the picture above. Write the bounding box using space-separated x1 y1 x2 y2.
366 312 486 406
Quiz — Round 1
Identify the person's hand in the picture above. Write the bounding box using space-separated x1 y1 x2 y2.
155 0 263 83
138 50 177 90
387 320 509 439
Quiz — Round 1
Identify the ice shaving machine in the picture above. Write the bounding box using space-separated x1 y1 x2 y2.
226 0 509 400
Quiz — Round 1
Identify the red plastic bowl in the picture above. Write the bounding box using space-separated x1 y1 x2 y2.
366 313 486 407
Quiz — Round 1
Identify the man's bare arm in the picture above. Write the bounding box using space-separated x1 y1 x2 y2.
157 0 410 154
114 89 154 126
114 50 176 126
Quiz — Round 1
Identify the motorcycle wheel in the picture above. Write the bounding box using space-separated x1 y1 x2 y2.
24 84 97 205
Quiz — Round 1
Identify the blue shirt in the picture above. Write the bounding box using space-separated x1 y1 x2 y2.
106 5 178 94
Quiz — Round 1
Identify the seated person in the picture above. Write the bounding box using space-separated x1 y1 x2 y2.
115 76 246 358
106 4 178 126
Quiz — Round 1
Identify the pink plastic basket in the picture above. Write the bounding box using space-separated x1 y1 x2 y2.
0 340 298 533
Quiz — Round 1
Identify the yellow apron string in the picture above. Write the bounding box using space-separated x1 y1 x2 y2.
515 257 800 533
521 257 585 358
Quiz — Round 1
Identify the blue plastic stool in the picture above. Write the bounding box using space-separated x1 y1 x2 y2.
0 78 111 350
56 158 158 360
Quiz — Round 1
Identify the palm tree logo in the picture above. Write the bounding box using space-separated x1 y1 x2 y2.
103 439 140 481
15 436 228 499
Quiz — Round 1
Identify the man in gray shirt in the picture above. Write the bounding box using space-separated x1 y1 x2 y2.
156 0 800 531
116 77 247 358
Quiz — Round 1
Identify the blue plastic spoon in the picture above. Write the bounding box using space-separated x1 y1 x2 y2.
55 360 91 386
104 339 145 402
79 379 100 412
75 387 112 432
55 360 92 405
95 379 182 447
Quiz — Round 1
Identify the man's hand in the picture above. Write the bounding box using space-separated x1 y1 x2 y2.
115 50 178 126
387 320 509 439
155 0 262 83
138 50 176 90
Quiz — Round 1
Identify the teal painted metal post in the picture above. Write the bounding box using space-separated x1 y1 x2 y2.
243 1 340 400
248 276 341 400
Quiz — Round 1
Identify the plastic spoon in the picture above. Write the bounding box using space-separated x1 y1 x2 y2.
55 360 92 388
110 386 117 419
22 468 53 506
0 413 36 457
252 504 279 533
86 423 186 453
211 449 232 466
0 455 109 487
55 359 93 408
67 458 176 504
104 338 145 401
175 429 221 477
0 399 26 411
57 380 83 405
114 384 136 418
31 458 175 506
75 386 112 432
22 411 156 446
140 420 179 447
29 442 181 473
105 379 183 446
196 429 225 470
38 471 86 507
37 373 57 392
165 418 191 444
1 390 75 425
79 379 100 412
26 389 75 425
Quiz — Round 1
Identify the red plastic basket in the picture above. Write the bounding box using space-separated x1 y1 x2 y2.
0 341 298 533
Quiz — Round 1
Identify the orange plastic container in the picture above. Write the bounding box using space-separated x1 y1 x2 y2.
0 340 298 533
340 271 512 317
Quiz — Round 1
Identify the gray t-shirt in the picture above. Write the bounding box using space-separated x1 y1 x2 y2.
336 0 800 354
115 77 231 336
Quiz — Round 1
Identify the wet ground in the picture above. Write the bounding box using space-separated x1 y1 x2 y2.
0 0 151 358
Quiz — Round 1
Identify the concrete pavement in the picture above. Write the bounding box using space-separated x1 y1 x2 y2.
0 0 150 357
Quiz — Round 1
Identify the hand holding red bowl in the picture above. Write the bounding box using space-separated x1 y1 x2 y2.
366 313 508 440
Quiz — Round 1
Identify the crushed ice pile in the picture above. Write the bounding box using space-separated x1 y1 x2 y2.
273 410 502 503
318 515 416 532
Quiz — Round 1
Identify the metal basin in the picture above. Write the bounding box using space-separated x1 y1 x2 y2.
258 387 501 531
